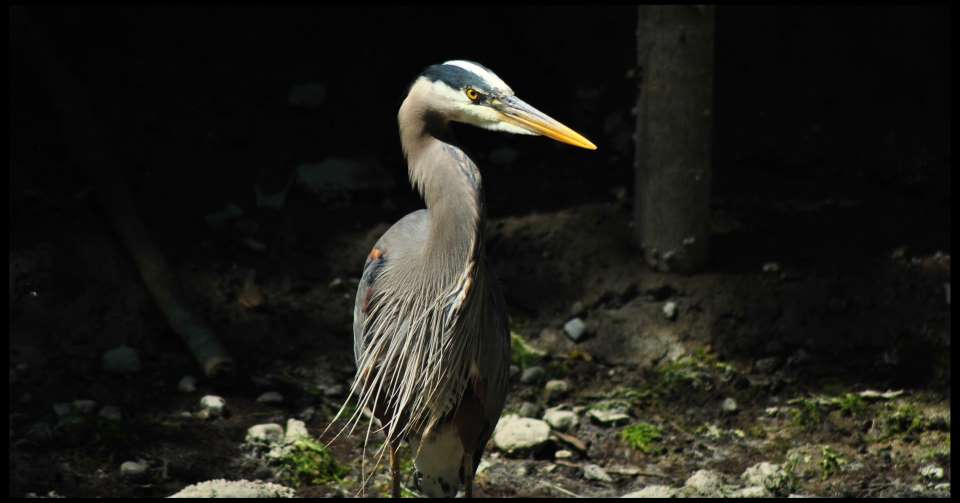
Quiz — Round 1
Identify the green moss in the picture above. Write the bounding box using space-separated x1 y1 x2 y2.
277 437 349 488
621 422 664 454
790 398 824 431
884 403 926 436
819 446 847 480
837 393 867 417
510 332 546 370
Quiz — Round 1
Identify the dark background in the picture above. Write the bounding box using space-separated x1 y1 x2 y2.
10 5 951 247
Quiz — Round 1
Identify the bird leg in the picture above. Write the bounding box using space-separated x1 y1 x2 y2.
462 453 475 498
389 440 402 498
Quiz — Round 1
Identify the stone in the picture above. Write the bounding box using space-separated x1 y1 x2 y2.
102 346 141 374
622 485 678 498
120 460 149 478
662 301 678 320
920 464 944 480
520 366 546 384
178 376 197 393
684 469 723 496
733 486 769 498
72 400 97 414
256 392 284 404
543 408 579 432
246 423 284 445
762 262 781 273
588 408 630 425
518 402 541 418
741 462 787 493
754 357 782 373
99 406 122 421
583 463 613 482
169 479 295 498
563 318 588 342
284 419 310 444
544 380 570 402
492 415 550 455
199 395 226 417
721 397 738 414
555 449 573 459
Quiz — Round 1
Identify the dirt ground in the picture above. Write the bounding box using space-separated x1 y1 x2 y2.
8 151 951 497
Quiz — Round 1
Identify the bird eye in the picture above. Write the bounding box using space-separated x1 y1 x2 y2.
465 87 480 101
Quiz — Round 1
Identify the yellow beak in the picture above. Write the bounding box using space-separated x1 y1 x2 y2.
496 95 597 150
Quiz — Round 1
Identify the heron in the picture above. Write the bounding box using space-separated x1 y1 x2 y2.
331 60 595 498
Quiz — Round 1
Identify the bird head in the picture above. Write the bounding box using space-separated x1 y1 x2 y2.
408 60 596 150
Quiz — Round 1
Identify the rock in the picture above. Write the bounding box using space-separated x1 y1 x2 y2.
257 392 284 404
199 395 226 417
170 479 295 498
588 408 630 425
52 403 72 417
287 82 326 109
584 464 613 483
622 485 678 498
544 380 570 402
684 469 723 496
721 397 738 414
178 376 197 393
786 349 811 367
284 419 310 444
509 365 520 379
762 262 781 273
662 301 678 320
570 301 586 317
120 460 149 479
742 462 787 494
297 406 316 422
102 346 141 374
563 318 588 342
72 400 97 414
920 464 944 480
99 406 122 421
555 449 573 459
492 415 550 455
754 357 782 373
518 402 541 418
933 482 950 492
246 423 285 445
520 366 546 384
543 409 579 432
733 486 769 498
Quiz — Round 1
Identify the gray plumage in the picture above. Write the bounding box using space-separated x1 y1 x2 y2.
327 60 595 498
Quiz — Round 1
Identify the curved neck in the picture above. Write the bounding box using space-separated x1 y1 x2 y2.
399 89 485 278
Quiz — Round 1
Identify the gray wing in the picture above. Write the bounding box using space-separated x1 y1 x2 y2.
353 209 430 364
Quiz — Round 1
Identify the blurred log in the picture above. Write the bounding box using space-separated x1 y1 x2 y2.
10 6 235 378
634 5 715 273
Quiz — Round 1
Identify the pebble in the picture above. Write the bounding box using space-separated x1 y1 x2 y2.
199 395 226 417
52 402 72 417
120 460 149 478
555 449 573 459
102 346 141 374
99 406 122 421
492 415 551 455
920 464 944 480
246 423 285 445
518 402 541 418
721 397 738 414
257 392 284 404
684 469 723 496
284 419 310 444
621 485 677 498
741 462 785 491
169 479 295 498
520 366 546 384
544 380 570 402
583 463 613 482
588 408 630 425
178 376 197 393
733 486 769 498
72 400 97 414
563 318 587 342
543 408 579 432
662 301 678 320
754 356 782 373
